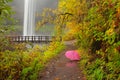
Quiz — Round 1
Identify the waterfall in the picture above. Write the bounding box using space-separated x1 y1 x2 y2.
23 0 36 36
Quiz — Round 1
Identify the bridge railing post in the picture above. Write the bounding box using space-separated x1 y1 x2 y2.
31 36 32 42
41 36 42 42
17 36 20 42
45 36 48 43
38 36 40 43
28 36 30 41
34 36 36 43
22 36 23 42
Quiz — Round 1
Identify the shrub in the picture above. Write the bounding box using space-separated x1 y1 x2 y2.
78 0 120 80
0 41 64 80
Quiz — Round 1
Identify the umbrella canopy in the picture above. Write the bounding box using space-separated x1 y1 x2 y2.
65 50 80 61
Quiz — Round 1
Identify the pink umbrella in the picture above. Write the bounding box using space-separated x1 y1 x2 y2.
65 50 80 61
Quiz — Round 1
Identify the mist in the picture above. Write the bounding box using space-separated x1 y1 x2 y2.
10 0 58 35
11 0 57 24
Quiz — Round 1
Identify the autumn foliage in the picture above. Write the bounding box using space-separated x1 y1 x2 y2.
36 0 120 79
0 0 120 79
57 0 120 79
0 40 64 80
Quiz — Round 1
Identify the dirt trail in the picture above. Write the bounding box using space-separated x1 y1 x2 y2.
38 41 85 80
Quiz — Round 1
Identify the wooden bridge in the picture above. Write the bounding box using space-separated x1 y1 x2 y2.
6 36 55 43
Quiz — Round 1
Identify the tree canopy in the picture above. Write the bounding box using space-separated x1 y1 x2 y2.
0 0 14 35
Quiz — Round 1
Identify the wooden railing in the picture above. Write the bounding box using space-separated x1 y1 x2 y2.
6 36 55 43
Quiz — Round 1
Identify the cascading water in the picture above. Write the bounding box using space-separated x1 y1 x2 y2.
23 0 36 36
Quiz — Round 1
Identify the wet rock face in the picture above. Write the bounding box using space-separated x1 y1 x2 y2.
39 43 86 80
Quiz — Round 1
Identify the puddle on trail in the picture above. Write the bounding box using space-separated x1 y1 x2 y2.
56 61 78 68
66 61 78 68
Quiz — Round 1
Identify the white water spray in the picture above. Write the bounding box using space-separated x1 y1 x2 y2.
23 0 36 36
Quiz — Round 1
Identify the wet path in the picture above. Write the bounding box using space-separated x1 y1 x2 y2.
38 41 85 80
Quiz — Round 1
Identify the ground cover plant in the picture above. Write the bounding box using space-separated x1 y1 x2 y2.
0 41 64 80
78 0 120 79
57 0 120 79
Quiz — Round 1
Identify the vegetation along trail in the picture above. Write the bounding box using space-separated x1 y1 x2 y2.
38 41 86 80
